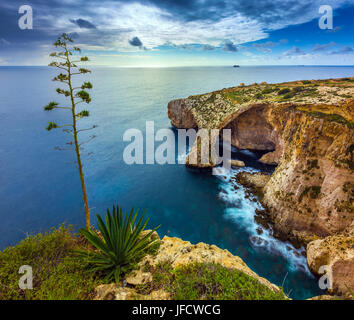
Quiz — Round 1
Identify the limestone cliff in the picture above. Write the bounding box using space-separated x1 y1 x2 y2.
167 98 197 128
167 78 354 297
168 78 353 242
306 225 354 298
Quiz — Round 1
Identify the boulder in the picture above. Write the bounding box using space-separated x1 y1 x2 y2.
307 231 354 298
230 159 245 167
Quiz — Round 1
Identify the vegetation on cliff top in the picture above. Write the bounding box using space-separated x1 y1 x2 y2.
137 261 287 300
186 77 354 129
0 223 160 300
0 226 287 300
0 226 101 300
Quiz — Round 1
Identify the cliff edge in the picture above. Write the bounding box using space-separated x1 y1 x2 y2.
95 232 287 300
167 78 354 297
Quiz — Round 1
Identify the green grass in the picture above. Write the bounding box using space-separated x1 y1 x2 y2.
1 227 289 300
278 88 291 95
305 111 354 129
139 262 287 300
222 90 251 104
261 87 278 94
0 225 102 300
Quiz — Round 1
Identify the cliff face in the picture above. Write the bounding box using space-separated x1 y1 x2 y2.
306 226 354 298
168 78 353 243
167 78 354 297
260 103 353 243
167 99 197 128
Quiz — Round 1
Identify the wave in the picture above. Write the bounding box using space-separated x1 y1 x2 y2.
215 166 313 276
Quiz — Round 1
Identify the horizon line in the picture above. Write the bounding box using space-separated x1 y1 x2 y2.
1 64 354 68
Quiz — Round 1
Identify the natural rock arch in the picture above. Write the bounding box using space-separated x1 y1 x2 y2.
221 104 282 165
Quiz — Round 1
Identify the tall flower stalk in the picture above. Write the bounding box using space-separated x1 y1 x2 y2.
44 33 95 229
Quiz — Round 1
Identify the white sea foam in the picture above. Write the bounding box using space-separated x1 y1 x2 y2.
216 166 313 276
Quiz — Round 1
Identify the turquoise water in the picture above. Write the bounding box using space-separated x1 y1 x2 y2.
1 66 354 299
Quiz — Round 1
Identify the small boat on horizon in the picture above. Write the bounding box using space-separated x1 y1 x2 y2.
233 65 240 68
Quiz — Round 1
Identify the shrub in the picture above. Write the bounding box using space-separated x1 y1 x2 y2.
78 205 160 283
283 93 294 99
146 262 287 300
293 86 304 93
278 88 291 95
0 225 100 300
261 87 276 94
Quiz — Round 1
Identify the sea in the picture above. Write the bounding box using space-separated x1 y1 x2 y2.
1 65 353 299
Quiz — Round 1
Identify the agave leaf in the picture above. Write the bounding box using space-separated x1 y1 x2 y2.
79 228 115 260
96 214 113 251
127 218 150 251
78 204 159 282
126 226 160 258
114 266 121 283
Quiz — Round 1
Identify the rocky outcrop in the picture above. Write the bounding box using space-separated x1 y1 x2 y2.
230 159 245 167
235 172 271 191
94 232 283 300
306 225 354 298
168 78 354 299
167 99 197 128
167 78 354 246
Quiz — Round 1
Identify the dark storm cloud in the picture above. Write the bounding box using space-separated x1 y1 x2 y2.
0 0 350 45
222 40 238 52
0 1 134 51
0 0 352 64
145 0 322 27
129 36 143 47
70 18 96 29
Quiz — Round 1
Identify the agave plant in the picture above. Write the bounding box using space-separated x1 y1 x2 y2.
77 205 160 283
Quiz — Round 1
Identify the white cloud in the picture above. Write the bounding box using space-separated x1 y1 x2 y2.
89 3 269 50
41 2 269 51
30 0 353 53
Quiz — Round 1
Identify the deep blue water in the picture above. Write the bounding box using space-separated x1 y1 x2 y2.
1 66 354 299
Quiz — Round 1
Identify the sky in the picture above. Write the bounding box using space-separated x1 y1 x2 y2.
0 0 354 66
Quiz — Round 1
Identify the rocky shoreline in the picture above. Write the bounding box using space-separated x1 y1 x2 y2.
95 232 287 300
167 77 354 299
